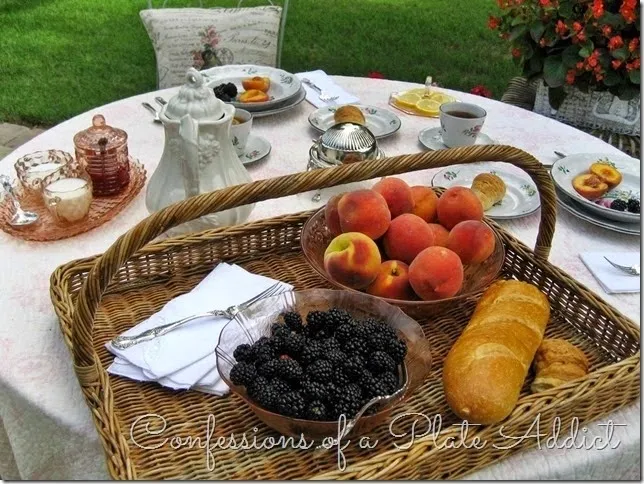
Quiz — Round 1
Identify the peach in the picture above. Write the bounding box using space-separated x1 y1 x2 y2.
242 76 271 92
446 220 496 264
410 186 439 222
366 260 414 300
436 186 484 229
239 89 269 103
373 177 414 218
590 162 622 188
572 173 608 200
324 232 381 289
325 194 344 236
338 189 391 240
409 246 464 300
383 213 435 265
427 223 449 247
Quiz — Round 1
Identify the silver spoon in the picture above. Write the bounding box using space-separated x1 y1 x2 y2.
154 96 167 107
0 175 39 226
141 102 161 123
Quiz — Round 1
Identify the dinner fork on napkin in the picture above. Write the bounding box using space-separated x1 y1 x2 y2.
106 263 292 393
580 252 640 294
295 69 360 107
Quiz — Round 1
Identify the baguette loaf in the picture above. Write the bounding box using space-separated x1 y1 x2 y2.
442 280 550 424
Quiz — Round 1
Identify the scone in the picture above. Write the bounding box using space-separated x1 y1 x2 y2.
334 105 366 126
530 338 589 393
471 173 506 211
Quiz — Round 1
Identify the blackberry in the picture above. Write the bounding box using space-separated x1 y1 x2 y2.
320 337 341 355
307 359 334 383
257 359 280 378
224 82 238 98
610 199 628 211
306 310 328 334
301 380 329 401
333 369 351 387
254 344 276 366
327 307 353 326
368 351 397 374
233 343 254 363
385 338 407 364
213 85 232 102
367 332 389 352
344 337 370 356
230 362 257 386
335 323 355 344
271 323 291 339
299 340 323 366
363 378 391 399
379 371 400 393
271 378 292 394
248 378 278 410
276 391 306 418
365 318 397 339
627 198 640 214
280 333 306 358
275 358 304 383
326 348 347 367
332 383 363 418
343 355 367 380
306 400 328 421
282 311 304 333
356 368 376 391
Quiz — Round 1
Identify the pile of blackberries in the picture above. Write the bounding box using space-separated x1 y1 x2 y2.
610 198 640 213
213 83 238 102
229 308 407 421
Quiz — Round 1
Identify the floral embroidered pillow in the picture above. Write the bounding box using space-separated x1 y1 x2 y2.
140 6 282 89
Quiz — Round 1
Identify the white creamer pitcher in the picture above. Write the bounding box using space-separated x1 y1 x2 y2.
146 68 253 235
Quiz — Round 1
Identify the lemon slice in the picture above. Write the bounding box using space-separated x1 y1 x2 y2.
395 92 422 108
415 98 441 116
429 92 455 104
406 88 429 96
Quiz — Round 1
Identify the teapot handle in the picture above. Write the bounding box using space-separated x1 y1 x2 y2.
178 115 201 198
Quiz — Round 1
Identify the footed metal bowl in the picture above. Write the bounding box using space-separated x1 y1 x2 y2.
317 122 379 165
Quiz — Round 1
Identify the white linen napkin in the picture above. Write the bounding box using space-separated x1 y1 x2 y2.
295 69 360 107
580 252 640 294
106 263 292 393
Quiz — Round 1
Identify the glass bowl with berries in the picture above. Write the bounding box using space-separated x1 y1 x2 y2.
216 288 432 439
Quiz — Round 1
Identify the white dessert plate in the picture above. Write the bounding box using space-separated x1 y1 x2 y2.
239 135 271 165
431 162 541 220
308 105 401 138
202 64 301 110
250 86 306 118
550 153 640 223
419 127 498 151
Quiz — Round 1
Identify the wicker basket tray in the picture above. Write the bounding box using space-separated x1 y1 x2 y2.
50 146 640 480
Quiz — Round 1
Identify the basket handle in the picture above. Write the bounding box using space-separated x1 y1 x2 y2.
72 145 555 369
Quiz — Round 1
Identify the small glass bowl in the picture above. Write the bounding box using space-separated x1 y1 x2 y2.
216 289 432 440
14 150 73 194
300 208 505 319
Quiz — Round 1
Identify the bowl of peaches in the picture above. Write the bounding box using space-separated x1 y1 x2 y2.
204 65 302 110
301 177 505 318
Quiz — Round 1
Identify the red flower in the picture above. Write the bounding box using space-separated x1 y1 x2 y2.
555 20 567 35
573 30 586 43
539 0 550 6
488 16 501 30
612 59 623 70
470 85 493 98
565 69 576 84
601 25 612 37
576 61 584 70
620 0 637 23
628 38 639 53
572 21 583 32
626 58 641 71
591 0 604 19
608 35 624 50
367 71 385 79
512 47 522 58
595 71 604 81
586 49 601 68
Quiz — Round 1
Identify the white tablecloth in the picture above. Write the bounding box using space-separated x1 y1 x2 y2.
0 76 639 480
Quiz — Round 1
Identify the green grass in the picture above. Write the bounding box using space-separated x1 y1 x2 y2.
0 0 518 126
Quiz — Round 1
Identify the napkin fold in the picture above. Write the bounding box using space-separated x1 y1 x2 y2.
580 252 640 294
106 263 292 394
295 69 360 107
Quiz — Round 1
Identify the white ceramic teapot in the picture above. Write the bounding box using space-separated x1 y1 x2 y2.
146 68 253 235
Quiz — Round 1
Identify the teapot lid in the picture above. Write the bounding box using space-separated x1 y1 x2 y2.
73 114 128 152
164 68 225 121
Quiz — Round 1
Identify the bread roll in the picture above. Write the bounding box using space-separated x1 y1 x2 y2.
471 173 506 211
530 339 588 393
334 105 366 126
442 280 550 424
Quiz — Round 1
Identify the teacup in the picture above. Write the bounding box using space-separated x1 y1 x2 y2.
230 109 252 156
439 102 487 148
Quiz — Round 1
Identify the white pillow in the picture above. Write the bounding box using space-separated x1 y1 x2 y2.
140 6 282 89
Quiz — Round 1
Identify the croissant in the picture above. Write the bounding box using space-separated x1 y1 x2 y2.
334 105 366 126
530 338 589 393
471 173 506 211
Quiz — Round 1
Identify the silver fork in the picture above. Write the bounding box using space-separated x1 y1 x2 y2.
604 257 640 276
141 102 161 123
155 96 167 107
110 282 286 350
301 78 339 103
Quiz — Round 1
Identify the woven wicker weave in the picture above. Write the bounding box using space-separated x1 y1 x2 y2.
50 145 640 480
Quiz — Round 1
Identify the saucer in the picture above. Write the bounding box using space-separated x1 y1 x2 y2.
418 126 498 151
239 135 271 165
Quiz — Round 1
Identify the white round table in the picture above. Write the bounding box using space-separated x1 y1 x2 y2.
0 76 639 480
